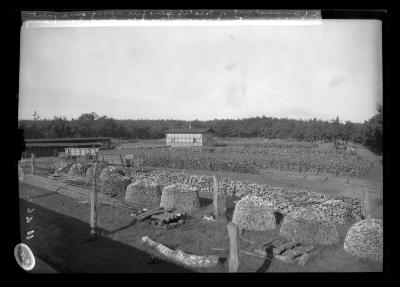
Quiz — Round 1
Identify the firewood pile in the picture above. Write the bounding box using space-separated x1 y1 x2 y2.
50 160 74 173
99 166 131 199
279 207 339 245
232 195 276 231
68 163 91 176
254 237 318 267
130 169 362 223
50 162 362 223
125 180 162 209
312 199 355 224
85 160 109 183
344 218 383 262
160 184 200 214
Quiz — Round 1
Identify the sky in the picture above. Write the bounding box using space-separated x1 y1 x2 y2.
18 19 383 123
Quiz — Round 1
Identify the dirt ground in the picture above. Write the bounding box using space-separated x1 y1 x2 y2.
19 181 382 273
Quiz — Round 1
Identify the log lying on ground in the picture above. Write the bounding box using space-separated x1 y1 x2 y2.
141 236 219 268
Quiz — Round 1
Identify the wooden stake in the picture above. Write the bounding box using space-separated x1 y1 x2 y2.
120 154 126 170
90 161 98 237
227 221 239 272
30 153 35 174
213 175 219 218
363 184 370 219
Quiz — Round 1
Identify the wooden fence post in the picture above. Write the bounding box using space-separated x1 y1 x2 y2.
227 221 239 272
90 161 99 238
120 154 126 170
31 153 35 174
363 184 370 219
213 175 219 218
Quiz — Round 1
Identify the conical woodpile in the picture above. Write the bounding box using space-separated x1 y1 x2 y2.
232 195 276 231
99 166 131 199
344 218 383 262
85 161 108 183
279 207 339 245
125 180 162 209
160 184 200 214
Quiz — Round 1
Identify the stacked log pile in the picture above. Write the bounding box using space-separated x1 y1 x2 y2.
160 185 200 214
130 170 362 223
125 181 162 209
50 161 74 173
232 195 276 231
51 163 362 223
99 166 131 199
85 161 108 183
279 207 340 245
68 163 91 177
312 199 355 224
344 218 383 262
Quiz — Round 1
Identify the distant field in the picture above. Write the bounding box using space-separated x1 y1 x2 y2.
106 138 372 178
114 139 165 149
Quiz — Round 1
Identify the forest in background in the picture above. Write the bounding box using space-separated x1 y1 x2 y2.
18 105 383 153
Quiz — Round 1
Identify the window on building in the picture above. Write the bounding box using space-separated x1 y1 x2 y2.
193 138 196 143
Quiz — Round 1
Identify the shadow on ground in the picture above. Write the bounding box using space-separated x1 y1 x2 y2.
274 212 284 225
256 245 274 273
199 197 213 208
19 199 193 273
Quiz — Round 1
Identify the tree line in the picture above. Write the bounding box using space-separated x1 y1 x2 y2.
18 105 383 152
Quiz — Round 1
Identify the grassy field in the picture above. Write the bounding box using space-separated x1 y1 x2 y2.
18 137 383 272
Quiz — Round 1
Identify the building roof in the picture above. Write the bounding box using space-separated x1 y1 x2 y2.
25 142 103 147
24 137 111 143
165 128 215 134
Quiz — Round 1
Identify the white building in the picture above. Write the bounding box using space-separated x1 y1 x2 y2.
165 127 215 147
